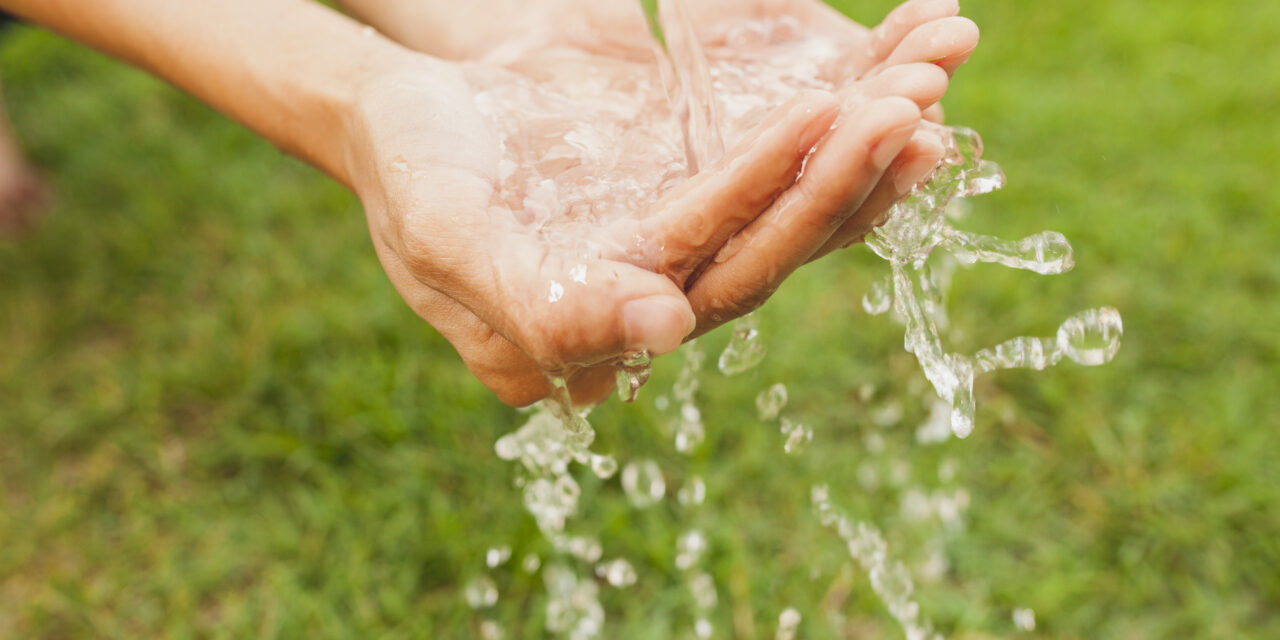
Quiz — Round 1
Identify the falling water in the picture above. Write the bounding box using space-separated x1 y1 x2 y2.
461 0 1122 637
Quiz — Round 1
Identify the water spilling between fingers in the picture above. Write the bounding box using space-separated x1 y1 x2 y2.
462 1 1121 637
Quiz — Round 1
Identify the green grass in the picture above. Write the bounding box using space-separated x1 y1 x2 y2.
1 1 1278 637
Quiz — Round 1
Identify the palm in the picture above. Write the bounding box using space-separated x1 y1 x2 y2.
343 0 979 405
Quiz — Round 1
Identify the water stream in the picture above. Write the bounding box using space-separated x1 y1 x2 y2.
461 1 1122 637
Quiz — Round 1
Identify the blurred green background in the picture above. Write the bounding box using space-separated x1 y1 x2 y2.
1 0 1277 638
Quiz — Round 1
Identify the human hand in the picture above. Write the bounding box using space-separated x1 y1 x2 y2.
343 0 978 339
340 0 979 404
345 59 846 405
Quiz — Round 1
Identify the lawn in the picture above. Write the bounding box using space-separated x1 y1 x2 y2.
1 1 1277 638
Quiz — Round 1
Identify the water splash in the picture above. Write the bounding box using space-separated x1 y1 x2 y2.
466 0 1122 635
812 485 942 640
865 125 1123 439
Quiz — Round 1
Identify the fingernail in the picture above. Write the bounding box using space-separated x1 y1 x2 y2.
871 122 919 169
623 296 695 355
894 155 940 192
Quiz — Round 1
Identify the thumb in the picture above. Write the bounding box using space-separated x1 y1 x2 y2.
485 236 696 369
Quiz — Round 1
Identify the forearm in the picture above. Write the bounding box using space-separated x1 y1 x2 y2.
334 0 541 59
1 0 424 185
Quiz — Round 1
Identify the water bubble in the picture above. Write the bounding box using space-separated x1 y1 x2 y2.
718 314 767 375
595 558 638 588
1057 307 1123 366
486 546 512 568
776 607 802 640
862 276 892 315
1013 608 1037 632
590 454 618 479
621 460 666 508
755 383 788 421
780 418 813 454
464 575 499 609
677 476 707 507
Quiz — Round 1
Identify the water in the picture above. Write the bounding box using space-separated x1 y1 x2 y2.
755 383 788 421
596 558 639 588
1013 608 1037 632
776 607 802 640
465 0 1121 636
620 459 666 508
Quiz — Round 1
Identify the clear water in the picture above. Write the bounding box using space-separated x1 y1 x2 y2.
463 0 1121 637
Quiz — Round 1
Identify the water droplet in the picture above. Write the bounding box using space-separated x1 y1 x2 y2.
862 276 892 315
486 546 512 568
1057 307 1123 366
676 529 708 570
595 558 638 588
522 554 541 573
755 383 788 421
479 620 504 640
780 418 812 454
563 535 602 563
590 454 618 479
718 314 766 375
1013 608 1036 632
677 476 706 506
776 607 802 640
615 350 652 403
654 394 670 411
694 618 713 638
464 575 498 609
687 572 718 610
621 460 666 508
